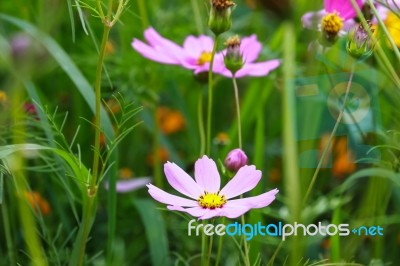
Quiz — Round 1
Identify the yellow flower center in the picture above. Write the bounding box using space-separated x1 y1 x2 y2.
198 192 227 209
321 12 343 35
197 51 212 65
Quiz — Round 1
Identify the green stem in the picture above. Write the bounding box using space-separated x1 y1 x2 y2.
75 8 113 265
232 75 242 149
198 89 206 156
240 215 251 266
303 64 356 205
92 25 111 186
190 0 204 34
137 0 149 30
207 232 214 266
201 220 208 266
69 196 97 266
153 109 163 187
12 86 47 266
206 35 219 156
2 193 16 265
214 217 225 266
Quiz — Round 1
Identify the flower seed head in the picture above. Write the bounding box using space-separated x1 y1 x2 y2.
224 148 248 172
208 0 235 35
320 12 343 46
346 22 374 60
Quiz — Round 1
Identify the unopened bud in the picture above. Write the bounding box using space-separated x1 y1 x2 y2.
208 0 235 36
346 22 374 60
224 148 248 172
224 35 243 74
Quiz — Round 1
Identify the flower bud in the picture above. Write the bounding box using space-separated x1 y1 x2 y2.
224 148 248 172
208 0 235 36
346 22 374 60
224 35 243 75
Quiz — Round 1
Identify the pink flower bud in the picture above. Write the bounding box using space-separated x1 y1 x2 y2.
224 148 248 172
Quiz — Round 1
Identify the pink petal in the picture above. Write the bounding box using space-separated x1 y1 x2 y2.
132 39 181 65
147 184 199 207
199 209 224 220
240 34 262 63
218 204 252 218
324 0 363 20
164 162 204 199
110 177 151 193
301 10 326 30
144 27 185 60
217 59 280 78
194 155 221 193
227 189 279 208
236 59 280 78
167 206 209 217
219 165 262 199
183 35 213 58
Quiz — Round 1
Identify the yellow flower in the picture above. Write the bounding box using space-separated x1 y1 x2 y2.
384 12 400 48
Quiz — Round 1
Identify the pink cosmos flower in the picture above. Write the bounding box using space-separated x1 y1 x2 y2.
147 155 278 220
132 27 221 73
132 28 280 78
302 0 364 33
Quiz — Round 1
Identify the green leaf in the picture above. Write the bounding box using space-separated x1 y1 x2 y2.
133 199 170 266
341 168 400 192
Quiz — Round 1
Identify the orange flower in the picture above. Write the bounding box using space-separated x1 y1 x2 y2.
319 135 356 178
332 137 356 178
119 167 134 179
156 107 185 134
0 90 7 104
25 191 51 216
213 132 231 146
147 147 169 166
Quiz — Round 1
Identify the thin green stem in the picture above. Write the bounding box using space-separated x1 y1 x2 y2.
206 35 219 155
201 220 208 266
190 0 204 34
137 0 149 30
232 75 242 149
206 232 214 266
303 64 356 205
69 195 97 266
2 195 16 265
198 89 206 156
214 217 225 266
92 25 111 186
240 214 251 266
153 108 163 187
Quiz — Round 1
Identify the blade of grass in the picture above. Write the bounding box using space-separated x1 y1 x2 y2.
133 199 170 266
282 22 302 266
